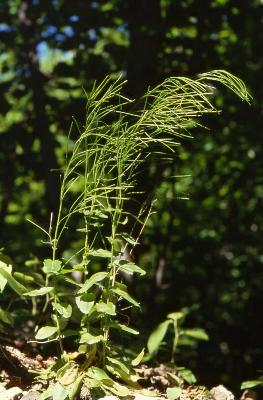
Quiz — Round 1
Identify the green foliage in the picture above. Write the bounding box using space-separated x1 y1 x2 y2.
241 377 263 390
0 70 250 396
147 309 208 364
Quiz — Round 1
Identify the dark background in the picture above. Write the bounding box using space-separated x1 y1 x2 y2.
0 0 262 391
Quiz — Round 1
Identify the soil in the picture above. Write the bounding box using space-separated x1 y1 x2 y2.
0 342 256 400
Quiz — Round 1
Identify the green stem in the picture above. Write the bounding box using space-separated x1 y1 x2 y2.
171 320 179 363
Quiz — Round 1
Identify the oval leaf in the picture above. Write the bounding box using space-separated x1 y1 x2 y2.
52 302 72 318
76 293 94 314
183 328 209 341
35 326 58 340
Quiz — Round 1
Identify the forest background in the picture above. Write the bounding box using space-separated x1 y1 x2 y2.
0 0 262 392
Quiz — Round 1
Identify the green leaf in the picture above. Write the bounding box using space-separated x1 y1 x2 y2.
43 259 62 274
241 380 263 389
87 366 111 381
52 382 70 400
96 301 116 315
0 307 14 325
76 293 94 314
78 272 108 294
166 387 182 400
35 326 58 340
110 321 139 335
89 249 112 258
0 262 12 293
119 262 146 276
14 272 35 283
131 348 145 366
69 373 83 400
79 332 103 344
183 328 209 341
106 237 122 253
177 367 196 384
0 264 27 295
107 357 130 375
121 232 137 246
111 287 140 307
167 312 184 321
147 320 171 354
52 302 72 318
25 286 54 296
104 381 130 397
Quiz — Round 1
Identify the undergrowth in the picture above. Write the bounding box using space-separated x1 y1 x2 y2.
0 71 250 399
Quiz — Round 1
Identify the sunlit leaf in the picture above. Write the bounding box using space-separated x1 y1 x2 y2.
241 380 263 389
131 348 145 366
89 249 112 258
76 293 94 314
35 326 58 340
25 286 54 296
111 287 140 307
78 272 108 294
0 264 27 295
166 387 182 400
119 262 146 276
79 332 103 344
0 262 12 293
96 301 116 315
52 302 72 318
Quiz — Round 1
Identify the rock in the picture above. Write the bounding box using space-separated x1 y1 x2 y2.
210 385 235 400
240 389 257 400
20 390 42 400
0 386 23 399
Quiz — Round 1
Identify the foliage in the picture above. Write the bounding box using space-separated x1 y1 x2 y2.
0 0 262 390
147 309 209 363
0 71 250 397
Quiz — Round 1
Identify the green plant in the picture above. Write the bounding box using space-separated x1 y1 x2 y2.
241 375 263 390
147 309 209 386
147 309 209 362
0 71 250 398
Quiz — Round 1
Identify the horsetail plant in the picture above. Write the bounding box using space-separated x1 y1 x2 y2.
0 70 250 398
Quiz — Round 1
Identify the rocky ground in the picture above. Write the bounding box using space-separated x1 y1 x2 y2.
0 344 257 400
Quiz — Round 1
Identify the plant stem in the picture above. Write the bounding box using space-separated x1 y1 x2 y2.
171 319 179 363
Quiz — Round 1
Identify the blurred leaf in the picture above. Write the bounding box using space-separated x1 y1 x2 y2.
147 320 171 354
25 286 54 296
241 380 263 389
131 348 145 366
182 328 209 341
166 387 182 400
52 302 72 318
43 259 62 274
0 265 27 295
